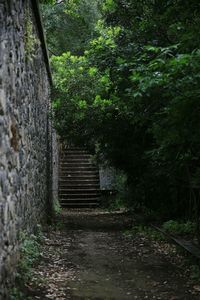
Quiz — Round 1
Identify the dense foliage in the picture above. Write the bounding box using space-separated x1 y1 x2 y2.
40 0 102 55
44 1 200 228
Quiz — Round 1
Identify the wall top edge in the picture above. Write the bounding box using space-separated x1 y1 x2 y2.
31 0 53 85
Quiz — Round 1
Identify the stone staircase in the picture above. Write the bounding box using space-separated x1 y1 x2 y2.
59 147 100 208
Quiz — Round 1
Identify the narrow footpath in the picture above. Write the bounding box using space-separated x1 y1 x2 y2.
27 209 200 300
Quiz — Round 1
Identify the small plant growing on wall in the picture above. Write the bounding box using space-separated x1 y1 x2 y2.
9 227 44 299
24 5 40 62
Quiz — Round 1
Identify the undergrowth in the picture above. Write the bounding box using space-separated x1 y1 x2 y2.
50 218 65 231
162 220 195 236
53 198 62 216
190 264 200 280
124 223 200 281
106 194 126 212
9 225 44 300
124 225 165 241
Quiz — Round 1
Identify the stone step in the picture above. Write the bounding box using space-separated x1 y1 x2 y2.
59 179 99 184
59 175 99 180
59 189 100 194
60 198 100 203
59 186 100 191
60 198 99 203
59 187 100 193
59 182 99 186
60 162 95 167
59 186 100 192
59 147 99 209
60 203 98 208
60 167 97 172
59 174 99 182
59 170 99 175
59 193 100 198
59 180 99 183
59 175 99 179
59 187 100 191
62 150 88 154
59 196 100 201
60 157 92 164
60 160 95 164
59 190 100 198
59 176 99 180
63 146 87 149
61 155 91 159
60 198 99 202
59 180 99 184
59 178 99 182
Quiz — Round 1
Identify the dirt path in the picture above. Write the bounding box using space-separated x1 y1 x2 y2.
26 209 200 299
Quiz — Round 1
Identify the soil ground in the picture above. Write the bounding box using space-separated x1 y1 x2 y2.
25 209 200 300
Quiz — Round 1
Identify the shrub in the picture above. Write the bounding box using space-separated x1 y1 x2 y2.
162 220 195 236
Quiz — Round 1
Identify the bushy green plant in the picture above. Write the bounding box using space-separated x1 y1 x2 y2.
53 198 62 216
106 194 125 211
9 228 43 299
9 288 31 300
162 220 195 236
17 233 41 281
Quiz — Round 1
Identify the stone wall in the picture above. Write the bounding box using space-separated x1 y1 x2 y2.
99 166 116 190
0 1 55 297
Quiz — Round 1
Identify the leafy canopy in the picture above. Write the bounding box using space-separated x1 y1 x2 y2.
49 0 200 220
